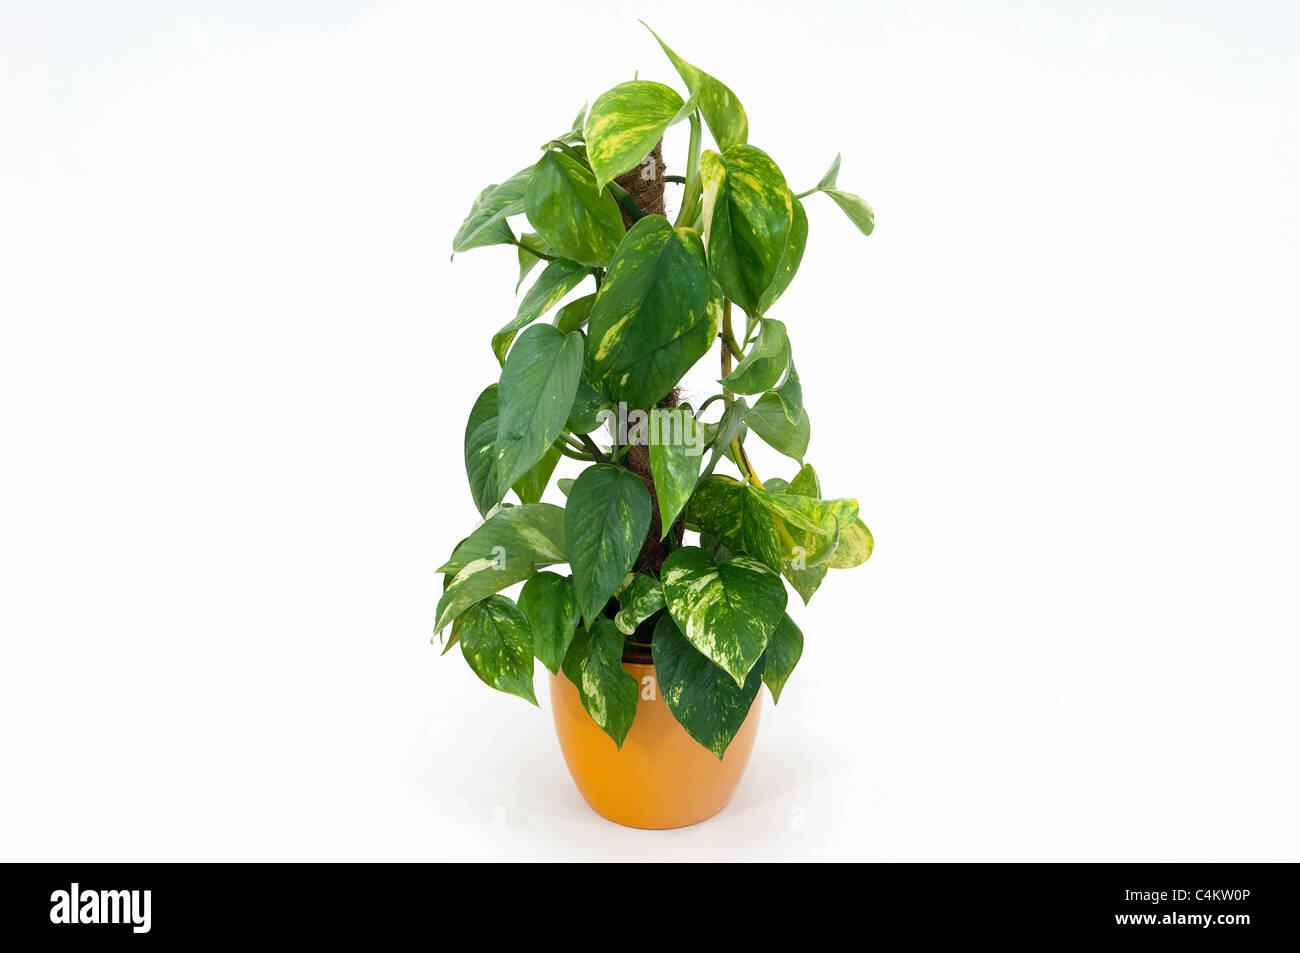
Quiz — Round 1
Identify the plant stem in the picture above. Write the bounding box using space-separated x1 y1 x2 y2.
577 433 610 463
720 300 763 487
673 112 703 229
554 439 593 462
511 238 555 262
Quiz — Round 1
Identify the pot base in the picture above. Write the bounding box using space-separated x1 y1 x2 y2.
549 660 762 830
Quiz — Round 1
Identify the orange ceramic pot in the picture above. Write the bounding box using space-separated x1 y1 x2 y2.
549 658 762 829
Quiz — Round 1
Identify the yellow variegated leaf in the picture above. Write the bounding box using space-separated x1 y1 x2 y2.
584 80 686 191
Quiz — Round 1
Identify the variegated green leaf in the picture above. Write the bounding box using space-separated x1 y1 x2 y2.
761 612 803 704
823 190 875 236
824 515 874 568
434 503 566 632
774 359 805 425
586 215 713 409
463 384 501 516
700 145 794 315
688 475 839 572
518 571 581 674
758 197 807 314
613 573 665 635
720 318 789 394
560 102 587 144
492 325 584 503
643 24 749 152
652 612 763 759
553 291 595 333
813 153 841 191
515 232 550 292
512 445 561 504
699 396 747 480
492 258 589 363
562 617 639 747
647 407 703 537
661 546 787 686
525 148 625 268
452 168 531 253
782 463 826 602
557 477 575 496
584 80 685 191
567 377 613 435
801 155 874 237
458 594 537 705
747 390 809 461
565 464 653 623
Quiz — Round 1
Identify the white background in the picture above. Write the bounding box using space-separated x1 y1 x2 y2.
3 0 1297 861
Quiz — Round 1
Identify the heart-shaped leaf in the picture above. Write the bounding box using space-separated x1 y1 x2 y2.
458 595 537 705
492 325 584 504
586 215 713 409
747 390 809 461
700 145 795 315
562 617 639 747
720 318 789 394
613 573 665 635
761 612 803 704
648 407 704 536
652 612 764 758
434 503 566 632
525 148 625 268
452 168 531 253
518 571 581 674
661 546 786 686
564 464 653 623
643 24 749 152
584 80 686 191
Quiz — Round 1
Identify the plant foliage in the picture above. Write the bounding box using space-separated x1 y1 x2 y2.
437 25 875 757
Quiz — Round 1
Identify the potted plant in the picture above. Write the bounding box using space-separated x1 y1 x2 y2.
435 24 875 829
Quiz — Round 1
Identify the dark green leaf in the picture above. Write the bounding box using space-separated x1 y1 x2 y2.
700 145 794 315
761 612 803 703
647 407 703 536
459 595 537 705
434 503 567 632
613 573 665 635
653 613 763 758
688 475 838 572
463 384 501 516
512 444 561 504
565 464 653 623
661 546 787 686
452 168 531 253
492 258 589 363
562 617 639 747
747 391 809 461
567 377 613 435
720 318 789 394
774 360 805 425
553 291 596 333
525 148 625 268
758 197 807 314
492 325 584 503
515 232 551 292
518 571 581 674
586 215 713 409
699 396 748 480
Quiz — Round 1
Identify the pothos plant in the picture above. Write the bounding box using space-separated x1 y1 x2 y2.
436 25 875 759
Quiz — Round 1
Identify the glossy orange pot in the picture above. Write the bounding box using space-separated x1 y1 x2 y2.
549 658 762 829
